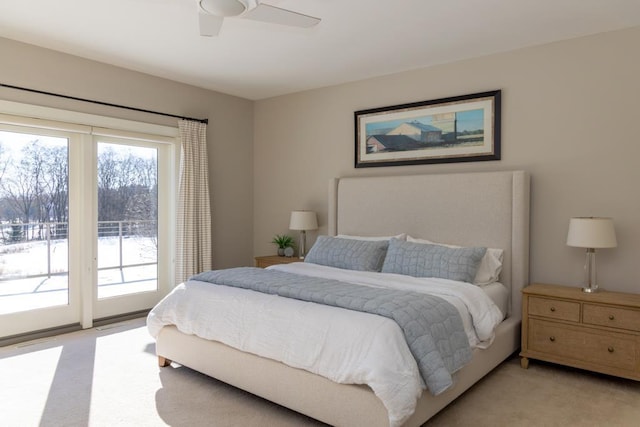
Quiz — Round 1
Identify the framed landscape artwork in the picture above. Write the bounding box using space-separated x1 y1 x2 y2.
354 90 501 168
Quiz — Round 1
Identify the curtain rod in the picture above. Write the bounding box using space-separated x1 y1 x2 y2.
0 82 208 124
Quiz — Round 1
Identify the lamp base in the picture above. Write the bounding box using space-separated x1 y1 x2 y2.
581 248 598 293
298 230 307 260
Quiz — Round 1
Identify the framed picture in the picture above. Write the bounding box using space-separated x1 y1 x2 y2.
354 90 501 168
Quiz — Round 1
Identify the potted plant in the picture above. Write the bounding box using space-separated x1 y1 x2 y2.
272 234 295 256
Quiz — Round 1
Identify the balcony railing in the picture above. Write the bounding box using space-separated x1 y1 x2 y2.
0 220 157 281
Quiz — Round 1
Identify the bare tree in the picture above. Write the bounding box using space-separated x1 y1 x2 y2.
0 142 9 186
21 141 53 239
127 156 157 221
2 166 36 238
97 146 119 222
43 145 69 237
0 139 69 241
98 146 157 222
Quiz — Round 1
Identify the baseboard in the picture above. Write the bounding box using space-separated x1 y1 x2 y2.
93 309 149 327
0 309 149 348
0 323 82 347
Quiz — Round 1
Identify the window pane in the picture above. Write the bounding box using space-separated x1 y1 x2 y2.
0 131 69 314
97 142 158 299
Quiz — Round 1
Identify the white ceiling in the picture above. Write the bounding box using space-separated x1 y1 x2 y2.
1 0 640 100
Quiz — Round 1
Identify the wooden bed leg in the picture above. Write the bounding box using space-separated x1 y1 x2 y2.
520 357 529 369
158 356 172 367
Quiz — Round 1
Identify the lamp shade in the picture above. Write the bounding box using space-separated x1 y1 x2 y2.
566 217 617 249
289 210 318 231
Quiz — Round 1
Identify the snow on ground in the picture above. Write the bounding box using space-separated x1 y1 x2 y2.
0 238 158 314
0 237 156 278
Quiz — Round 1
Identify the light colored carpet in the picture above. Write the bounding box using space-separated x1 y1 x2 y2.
1 317 639 427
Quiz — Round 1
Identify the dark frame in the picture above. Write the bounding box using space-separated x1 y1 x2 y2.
354 90 501 168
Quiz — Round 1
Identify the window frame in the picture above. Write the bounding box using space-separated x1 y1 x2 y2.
0 101 179 335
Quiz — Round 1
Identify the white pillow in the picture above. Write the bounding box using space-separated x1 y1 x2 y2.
337 233 406 241
406 236 503 286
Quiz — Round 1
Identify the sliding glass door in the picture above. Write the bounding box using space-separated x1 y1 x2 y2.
93 136 173 319
0 127 80 337
0 122 176 338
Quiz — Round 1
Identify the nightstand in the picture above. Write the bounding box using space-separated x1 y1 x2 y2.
520 283 640 381
254 255 300 268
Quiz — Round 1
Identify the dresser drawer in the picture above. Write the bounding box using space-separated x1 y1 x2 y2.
583 304 640 332
528 296 580 322
528 319 637 371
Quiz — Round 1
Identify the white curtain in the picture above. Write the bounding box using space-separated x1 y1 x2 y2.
176 120 212 284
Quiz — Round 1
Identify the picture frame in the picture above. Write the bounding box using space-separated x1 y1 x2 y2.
354 90 501 168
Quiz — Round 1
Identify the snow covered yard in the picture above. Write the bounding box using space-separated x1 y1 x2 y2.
0 237 157 314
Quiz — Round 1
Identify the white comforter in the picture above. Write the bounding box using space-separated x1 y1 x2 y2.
147 263 504 427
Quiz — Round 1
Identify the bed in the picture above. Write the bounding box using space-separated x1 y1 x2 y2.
149 170 530 427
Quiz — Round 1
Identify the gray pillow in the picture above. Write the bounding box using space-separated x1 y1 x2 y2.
304 235 389 271
381 238 486 283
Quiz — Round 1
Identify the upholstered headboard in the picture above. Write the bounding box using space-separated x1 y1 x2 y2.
328 171 530 319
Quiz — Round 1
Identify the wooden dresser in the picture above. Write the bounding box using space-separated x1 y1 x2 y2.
254 255 300 268
520 283 640 380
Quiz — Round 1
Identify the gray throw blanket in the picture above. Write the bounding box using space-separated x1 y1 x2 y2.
191 267 472 395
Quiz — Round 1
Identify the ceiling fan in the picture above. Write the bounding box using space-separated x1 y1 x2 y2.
197 0 321 37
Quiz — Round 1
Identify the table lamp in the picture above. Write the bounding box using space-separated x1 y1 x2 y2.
566 217 617 293
289 210 318 259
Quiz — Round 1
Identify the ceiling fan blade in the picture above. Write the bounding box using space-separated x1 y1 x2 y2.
199 12 224 36
243 4 320 28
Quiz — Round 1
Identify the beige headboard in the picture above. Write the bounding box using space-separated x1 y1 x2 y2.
328 170 530 318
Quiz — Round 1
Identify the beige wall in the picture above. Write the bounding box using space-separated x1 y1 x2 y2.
254 26 640 293
4 26 639 292
1 37 255 269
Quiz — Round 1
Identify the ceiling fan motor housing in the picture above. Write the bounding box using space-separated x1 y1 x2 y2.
199 0 248 17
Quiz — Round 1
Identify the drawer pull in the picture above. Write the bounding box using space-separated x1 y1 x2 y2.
550 307 556 312
608 314 615 320
549 336 556 342
608 347 614 353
